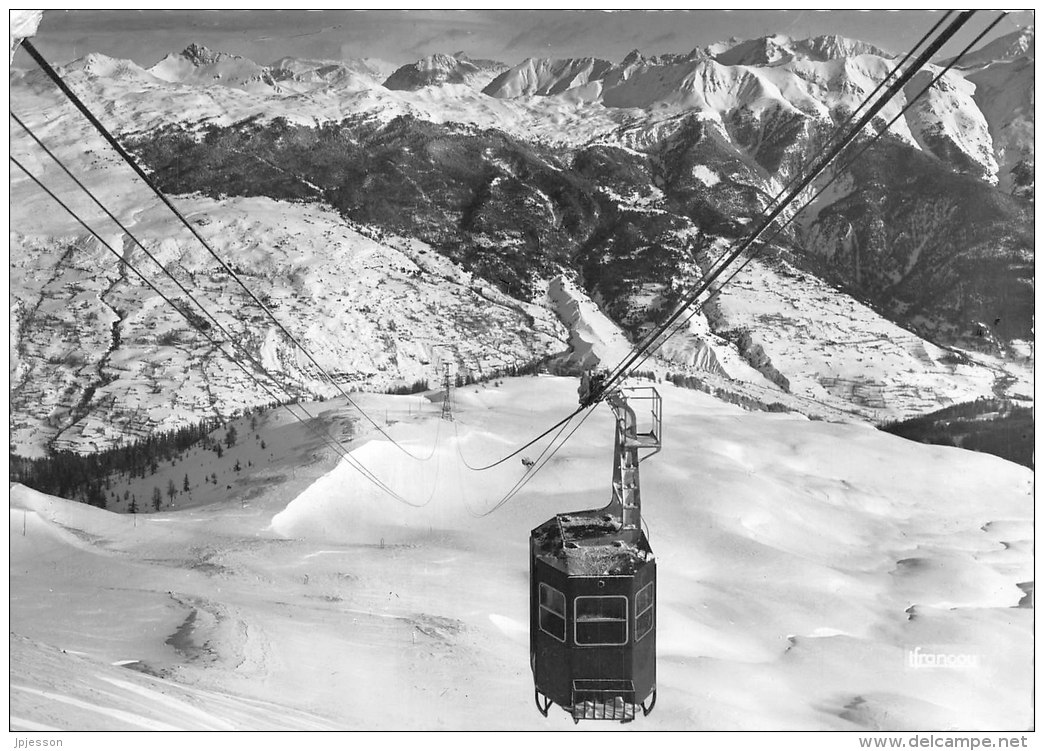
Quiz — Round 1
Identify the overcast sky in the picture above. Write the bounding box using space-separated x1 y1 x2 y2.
14 9 1032 69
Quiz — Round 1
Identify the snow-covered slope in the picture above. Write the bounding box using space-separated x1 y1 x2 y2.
482 56 615 99
10 58 1028 455
700 256 1012 419
903 66 999 183
9 190 568 455
959 27 1035 195
711 33 888 66
9 29 1032 457
547 276 635 371
268 54 396 85
794 34 891 62
9 375 1033 730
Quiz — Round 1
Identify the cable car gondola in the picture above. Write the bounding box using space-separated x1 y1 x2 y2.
530 374 661 723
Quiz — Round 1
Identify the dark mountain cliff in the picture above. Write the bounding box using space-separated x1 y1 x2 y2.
383 52 507 90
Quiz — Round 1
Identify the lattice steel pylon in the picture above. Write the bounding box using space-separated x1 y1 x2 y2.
440 362 453 421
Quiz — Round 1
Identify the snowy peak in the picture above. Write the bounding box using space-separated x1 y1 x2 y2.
148 44 273 91
483 33 895 105
475 32 1015 189
383 52 507 90
648 48 707 66
482 56 615 99
713 34 797 66
179 42 236 67
266 56 393 89
147 44 398 94
449 50 507 75
961 29 1035 195
383 53 478 89
712 34 888 66
41 33 1024 195
793 34 889 62
622 48 645 66
59 52 155 82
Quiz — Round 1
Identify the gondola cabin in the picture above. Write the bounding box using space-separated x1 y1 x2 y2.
531 381 661 723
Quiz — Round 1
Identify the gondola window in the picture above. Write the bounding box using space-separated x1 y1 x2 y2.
635 582 654 641
539 583 566 642
575 595 628 646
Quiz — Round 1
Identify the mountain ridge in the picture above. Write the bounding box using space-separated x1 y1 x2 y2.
384 51 508 91
8 28 1033 454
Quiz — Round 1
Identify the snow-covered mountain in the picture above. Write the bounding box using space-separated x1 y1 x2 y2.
8 30 1033 455
149 43 277 92
712 33 889 66
147 43 397 95
482 32 1020 188
384 51 507 91
955 27 1035 197
53 51 159 85
482 56 616 99
267 55 396 86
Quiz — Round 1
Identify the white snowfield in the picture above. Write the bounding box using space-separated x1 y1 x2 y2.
9 376 1033 731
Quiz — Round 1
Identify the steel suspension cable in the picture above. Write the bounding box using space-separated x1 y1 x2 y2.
15 12 981 503
453 405 587 472
618 13 1006 387
462 403 598 517
10 155 429 507
8 115 422 500
600 11 975 393
592 10 976 402
19 38 436 463
431 15 969 475
703 10 957 252
429 11 992 512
